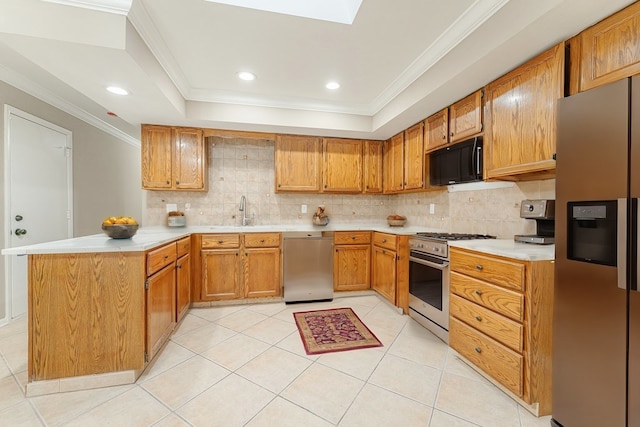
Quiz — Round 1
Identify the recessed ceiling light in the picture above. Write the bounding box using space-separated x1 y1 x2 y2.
326 81 340 90
238 71 256 81
106 86 128 95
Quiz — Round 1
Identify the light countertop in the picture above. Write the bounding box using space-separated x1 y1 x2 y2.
449 239 555 261
1 223 441 255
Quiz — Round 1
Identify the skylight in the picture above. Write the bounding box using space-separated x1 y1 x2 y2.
203 0 363 24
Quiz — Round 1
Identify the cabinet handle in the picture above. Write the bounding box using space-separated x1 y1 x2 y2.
475 316 482 321
475 290 483 296
476 265 483 271
475 347 482 354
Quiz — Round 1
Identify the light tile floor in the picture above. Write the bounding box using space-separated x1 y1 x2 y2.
0 294 552 426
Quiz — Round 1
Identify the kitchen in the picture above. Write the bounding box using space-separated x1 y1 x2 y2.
0 0 639 425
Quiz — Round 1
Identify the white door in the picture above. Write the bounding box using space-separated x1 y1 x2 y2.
4 106 72 320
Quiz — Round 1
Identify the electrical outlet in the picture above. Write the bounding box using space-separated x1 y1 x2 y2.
301 204 307 213
429 203 435 214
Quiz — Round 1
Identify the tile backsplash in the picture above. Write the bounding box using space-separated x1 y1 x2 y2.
144 138 555 239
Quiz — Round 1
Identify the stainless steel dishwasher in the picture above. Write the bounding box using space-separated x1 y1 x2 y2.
283 231 334 303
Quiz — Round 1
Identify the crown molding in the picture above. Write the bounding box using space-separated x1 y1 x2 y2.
41 0 132 15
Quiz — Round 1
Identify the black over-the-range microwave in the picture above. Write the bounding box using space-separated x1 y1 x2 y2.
429 136 483 186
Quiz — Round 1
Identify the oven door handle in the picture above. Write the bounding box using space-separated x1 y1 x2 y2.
409 256 449 270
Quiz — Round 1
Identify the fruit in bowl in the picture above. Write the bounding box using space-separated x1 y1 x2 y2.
386 214 407 227
102 216 139 239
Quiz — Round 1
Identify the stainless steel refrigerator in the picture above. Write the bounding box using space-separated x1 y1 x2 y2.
553 76 640 426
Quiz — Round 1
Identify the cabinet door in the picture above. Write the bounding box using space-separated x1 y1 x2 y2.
485 44 563 179
403 122 424 190
371 246 396 304
334 245 371 291
244 248 281 298
449 90 483 143
201 249 242 300
275 135 322 192
322 138 363 193
579 2 640 91
146 262 176 362
173 127 206 190
176 253 191 322
363 140 383 193
141 125 172 190
425 109 449 153
383 133 404 193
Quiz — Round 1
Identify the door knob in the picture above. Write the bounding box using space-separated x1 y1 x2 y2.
15 215 23 221
15 228 27 236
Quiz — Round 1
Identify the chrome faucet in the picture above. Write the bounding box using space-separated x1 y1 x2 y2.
239 195 251 226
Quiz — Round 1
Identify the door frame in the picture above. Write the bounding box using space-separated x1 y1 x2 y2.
2 105 73 325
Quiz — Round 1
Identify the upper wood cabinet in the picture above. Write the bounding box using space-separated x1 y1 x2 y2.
425 108 449 153
141 125 207 191
383 123 424 193
484 43 564 181
578 2 640 92
363 140 383 194
322 138 363 193
425 90 483 153
275 134 322 192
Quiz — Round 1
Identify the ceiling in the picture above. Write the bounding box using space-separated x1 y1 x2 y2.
0 0 635 144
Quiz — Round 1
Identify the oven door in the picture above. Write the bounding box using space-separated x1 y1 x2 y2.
408 251 450 339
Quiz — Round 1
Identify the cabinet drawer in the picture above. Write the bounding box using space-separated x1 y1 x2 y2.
176 236 191 258
373 232 396 251
243 233 281 248
335 231 371 245
147 243 177 276
450 317 523 397
451 249 525 291
450 271 524 322
201 234 240 249
450 294 523 352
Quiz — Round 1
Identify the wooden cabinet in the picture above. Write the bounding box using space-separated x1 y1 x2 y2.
363 140 383 193
334 231 371 291
275 134 322 192
198 233 281 301
371 232 409 312
322 138 363 193
425 91 483 154
243 233 281 298
145 241 178 362
484 44 564 181
141 125 207 191
175 236 191 322
383 123 424 193
449 247 554 416
577 2 640 92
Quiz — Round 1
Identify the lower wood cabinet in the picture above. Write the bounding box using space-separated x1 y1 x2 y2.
175 236 191 322
196 233 281 301
371 232 409 313
449 247 554 416
334 231 371 291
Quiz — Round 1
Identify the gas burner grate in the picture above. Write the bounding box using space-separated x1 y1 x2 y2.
414 232 497 241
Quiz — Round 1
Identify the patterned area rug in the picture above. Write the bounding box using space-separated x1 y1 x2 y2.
293 307 383 355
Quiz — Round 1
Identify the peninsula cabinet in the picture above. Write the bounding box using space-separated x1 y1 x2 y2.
141 125 207 191
322 138 363 193
333 231 371 291
577 1 640 92
196 233 282 301
383 122 424 193
363 140 383 193
425 90 483 153
371 232 409 313
484 43 564 181
275 134 322 192
449 247 554 416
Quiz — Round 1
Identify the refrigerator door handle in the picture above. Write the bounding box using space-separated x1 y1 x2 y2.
618 198 627 290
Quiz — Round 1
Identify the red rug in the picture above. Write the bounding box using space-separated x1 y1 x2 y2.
293 307 383 355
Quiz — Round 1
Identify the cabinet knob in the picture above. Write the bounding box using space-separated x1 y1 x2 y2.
218 240 223 244
475 290 483 296
260 239 265 243
450 132 454 137
382 239 387 243
441 134 446 139
475 347 482 354
476 265 483 271
164 255 169 259
176 180 180 185
475 316 482 322
351 236 356 240
166 180 170 184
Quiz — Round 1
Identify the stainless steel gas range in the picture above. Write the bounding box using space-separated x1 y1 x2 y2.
408 232 496 343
